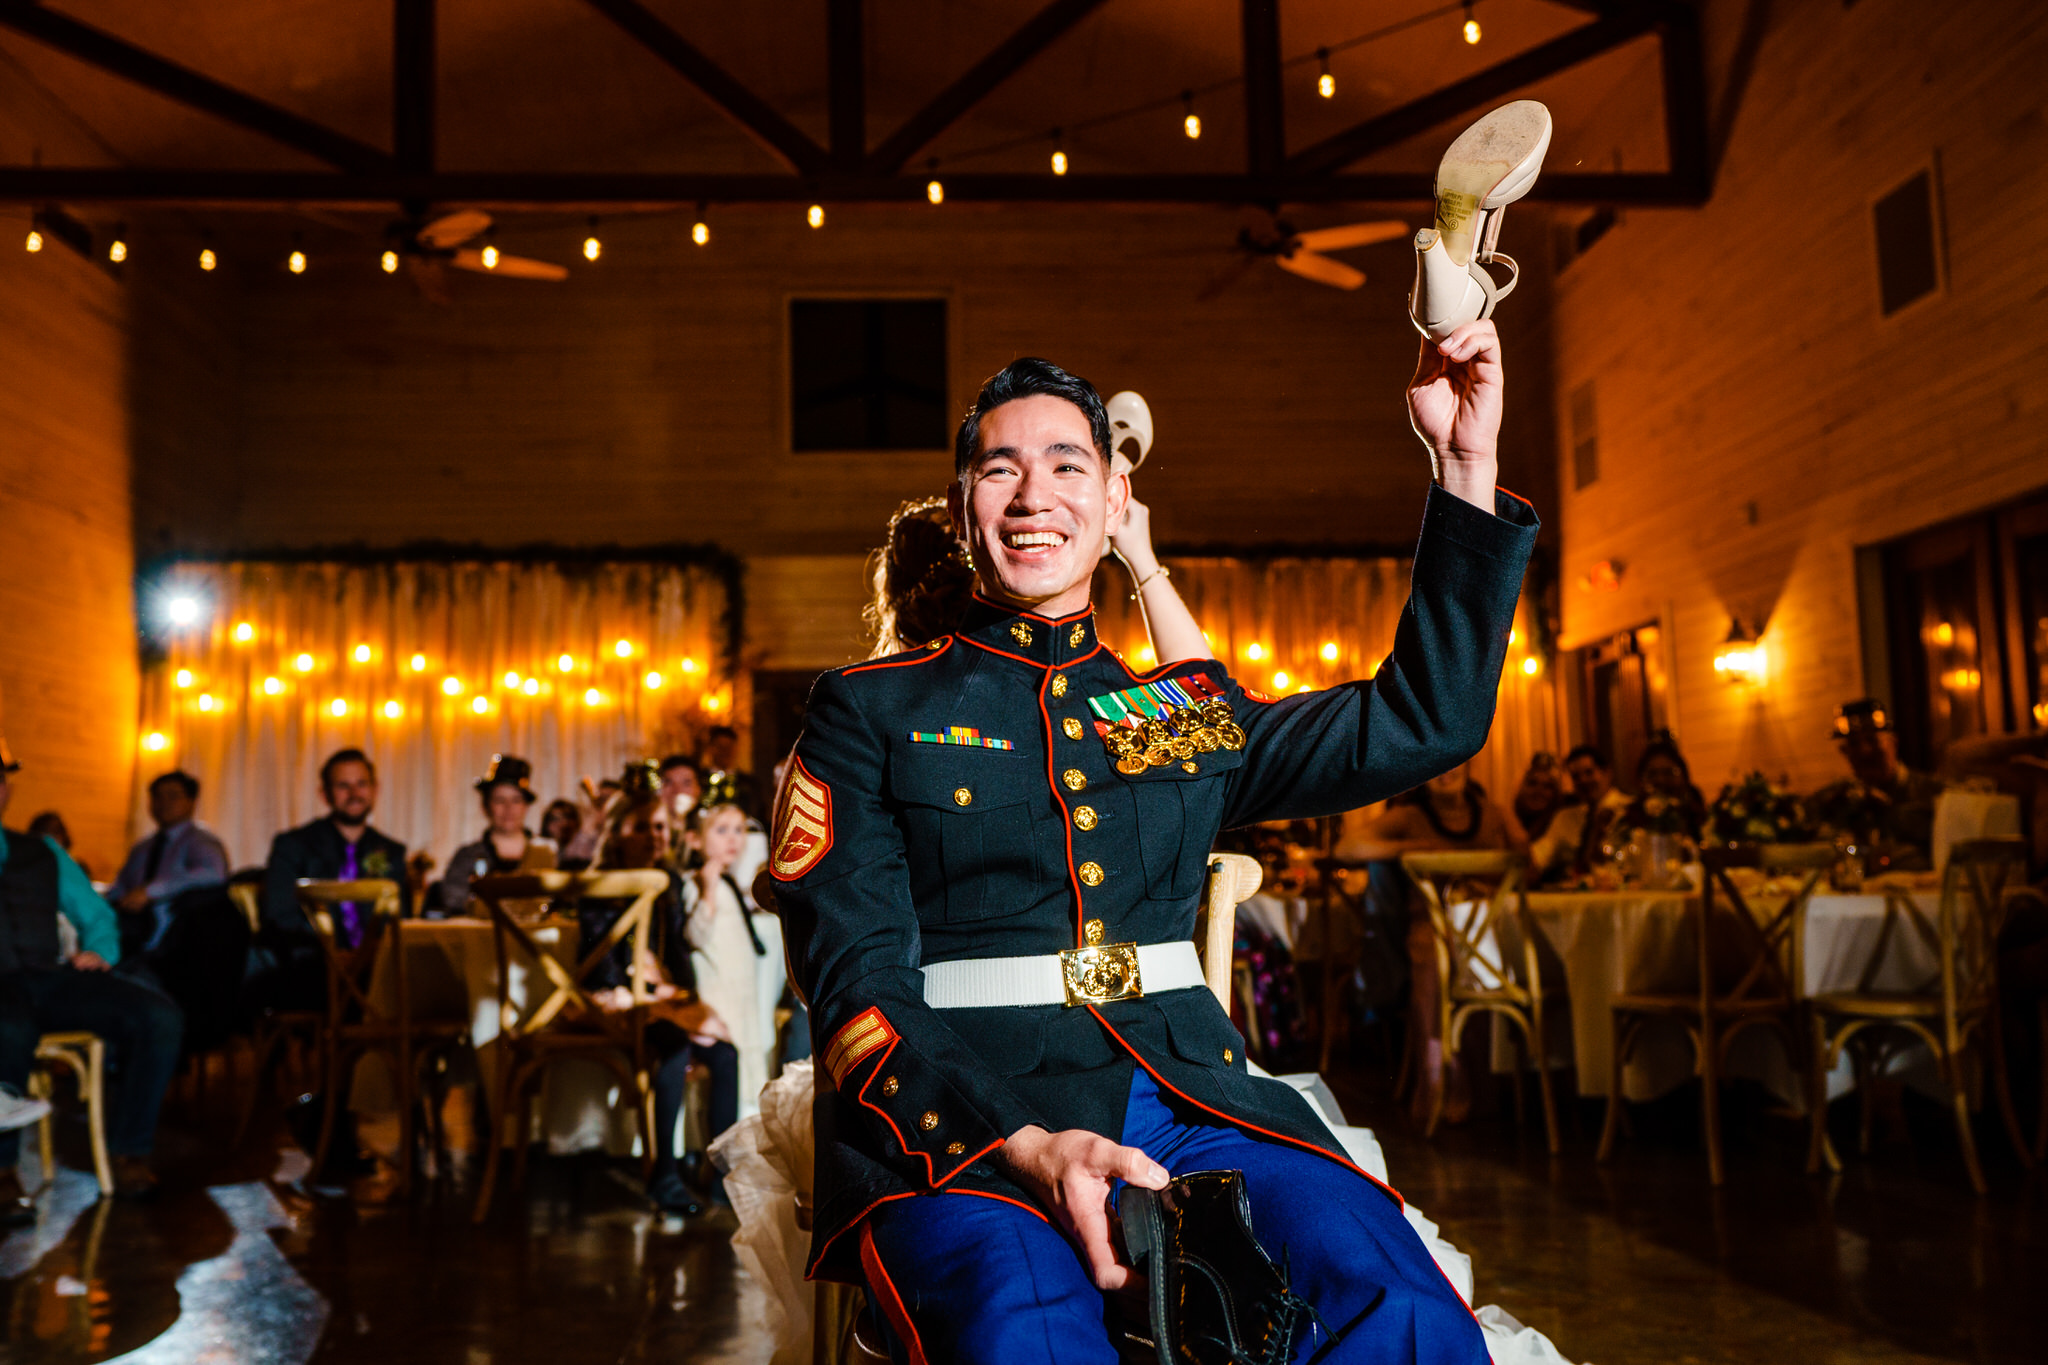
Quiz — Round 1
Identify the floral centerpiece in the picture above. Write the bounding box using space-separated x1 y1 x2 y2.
1709 772 1814 845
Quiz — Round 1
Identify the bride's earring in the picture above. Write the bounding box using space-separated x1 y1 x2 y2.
960 539 976 572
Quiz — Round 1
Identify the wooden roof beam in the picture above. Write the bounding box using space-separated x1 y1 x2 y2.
867 0 1110 175
0 0 391 174
578 0 826 175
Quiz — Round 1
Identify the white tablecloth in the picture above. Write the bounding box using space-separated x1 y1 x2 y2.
351 918 643 1155
1517 885 1944 1106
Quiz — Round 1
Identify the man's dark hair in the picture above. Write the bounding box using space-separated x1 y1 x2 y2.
657 753 698 776
1563 743 1609 770
320 748 376 788
706 725 739 745
953 357 1112 477
149 770 200 801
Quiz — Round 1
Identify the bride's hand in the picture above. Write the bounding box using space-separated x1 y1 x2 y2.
1109 496 1160 579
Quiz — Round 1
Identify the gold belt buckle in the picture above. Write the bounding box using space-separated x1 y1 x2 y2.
1059 942 1143 1006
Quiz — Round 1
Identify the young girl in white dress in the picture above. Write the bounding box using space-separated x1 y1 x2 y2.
680 801 785 1120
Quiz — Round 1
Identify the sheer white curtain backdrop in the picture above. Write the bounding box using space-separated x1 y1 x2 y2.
136 558 735 873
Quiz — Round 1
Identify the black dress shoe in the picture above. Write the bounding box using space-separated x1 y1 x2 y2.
0 1169 35 1228
1119 1170 1323 1365
646 1167 704 1217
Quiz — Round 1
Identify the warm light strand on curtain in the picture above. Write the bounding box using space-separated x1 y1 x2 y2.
136 559 735 870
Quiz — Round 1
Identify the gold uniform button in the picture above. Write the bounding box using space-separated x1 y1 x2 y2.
1011 622 1033 646
1062 768 1088 791
1051 674 1069 698
881 1076 899 1096
1084 918 1105 945
1223 1048 1233 1064
953 787 973 807
1063 717 1085 740
945 1141 966 1156
1181 761 1199 774
919 1111 940 1132
1078 861 1105 886
1072 805 1098 831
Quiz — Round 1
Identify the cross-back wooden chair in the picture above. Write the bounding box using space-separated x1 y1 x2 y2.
1807 837 2033 1193
469 868 668 1222
1308 858 1378 1075
1597 842 1835 1184
1402 850 1560 1154
31 1032 113 1195
295 878 466 1195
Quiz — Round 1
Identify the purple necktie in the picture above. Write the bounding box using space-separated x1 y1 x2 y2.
336 840 363 947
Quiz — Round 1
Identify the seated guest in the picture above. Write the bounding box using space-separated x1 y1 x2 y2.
698 726 760 820
106 770 229 958
584 768 740 1216
1530 744 1633 882
1809 698 1941 869
1616 732 1709 842
249 748 408 1013
435 755 558 914
1511 751 1567 841
540 798 584 867
25 811 86 878
1336 765 1526 1124
657 754 702 831
0 739 183 1211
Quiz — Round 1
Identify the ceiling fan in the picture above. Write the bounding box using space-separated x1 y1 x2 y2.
1198 211 1409 298
388 209 568 302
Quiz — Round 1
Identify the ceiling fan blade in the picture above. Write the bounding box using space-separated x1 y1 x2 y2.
1292 221 1409 252
418 209 491 249
403 254 453 304
1276 250 1366 290
451 249 568 280
486 253 569 281
1195 252 1260 302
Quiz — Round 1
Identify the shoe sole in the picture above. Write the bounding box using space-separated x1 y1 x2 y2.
1116 1183 1174 1365
1433 99 1552 267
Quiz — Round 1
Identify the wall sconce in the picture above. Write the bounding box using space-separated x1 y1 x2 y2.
1712 618 1767 687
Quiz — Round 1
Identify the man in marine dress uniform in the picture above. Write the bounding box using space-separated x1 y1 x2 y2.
769 323 1535 1364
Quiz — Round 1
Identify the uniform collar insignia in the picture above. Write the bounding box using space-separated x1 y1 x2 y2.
958 594 1097 667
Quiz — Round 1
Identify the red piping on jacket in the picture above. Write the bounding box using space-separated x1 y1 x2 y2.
845 636 955 674
859 1221 931 1365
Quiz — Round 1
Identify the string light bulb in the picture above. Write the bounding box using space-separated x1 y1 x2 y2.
233 622 255 643
262 677 283 696
521 677 539 697
293 653 314 672
109 231 129 264
383 700 403 719
1182 92 1201 140
1462 2 1481 44
470 695 489 715
807 204 825 229
557 653 575 672
1320 641 1340 662
353 643 372 663
614 639 634 658
197 693 216 712
645 670 663 690
288 249 307 275
692 204 710 246
480 242 500 269
583 687 603 707
583 216 602 262
381 249 400 273
142 731 167 753
503 671 521 689
409 653 427 672
1050 129 1068 176
441 676 463 696
926 177 944 205
329 699 348 718
1521 656 1542 676
679 656 698 674
1272 671 1291 690
174 669 194 688
1317 49 1334 99
199 246 217 272
25 228 42 253
1245 642 1265 662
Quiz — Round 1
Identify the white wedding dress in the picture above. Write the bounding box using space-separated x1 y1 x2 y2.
712 1060 1578 1365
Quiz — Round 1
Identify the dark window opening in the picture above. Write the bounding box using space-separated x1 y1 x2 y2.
791 299 948 451
1873 169 1940 316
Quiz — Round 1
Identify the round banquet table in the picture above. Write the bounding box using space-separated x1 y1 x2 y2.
349 917 643 1156
1516 881 1947 1106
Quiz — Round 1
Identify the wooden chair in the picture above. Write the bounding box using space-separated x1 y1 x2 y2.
230 877 325 1148
1598 842 1835 1184
1402 850 1560 1154
1308 857 1372 1075
1807 837 2033 1193
30 1032 113 1195
297 878 468 1195
469 868 668 1222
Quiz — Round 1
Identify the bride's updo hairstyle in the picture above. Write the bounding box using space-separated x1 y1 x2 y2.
863 495 974 658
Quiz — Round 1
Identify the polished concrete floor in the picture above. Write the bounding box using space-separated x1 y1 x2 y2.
2 1066 2041 1364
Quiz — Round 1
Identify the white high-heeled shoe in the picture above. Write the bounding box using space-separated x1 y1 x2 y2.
1103 390 1153 557
1409 100 1552 342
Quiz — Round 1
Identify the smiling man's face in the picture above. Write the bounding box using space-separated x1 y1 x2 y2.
950 394 1129 618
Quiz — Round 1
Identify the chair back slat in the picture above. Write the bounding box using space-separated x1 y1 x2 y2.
1200 853 1264 1011
1938 838 2027 1032
470 869 668 1044
1401 851 1532 1002
295 878 404 1028
1698 845 1832 1011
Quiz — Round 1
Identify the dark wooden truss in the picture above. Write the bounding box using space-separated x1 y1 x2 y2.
0 0 1710 209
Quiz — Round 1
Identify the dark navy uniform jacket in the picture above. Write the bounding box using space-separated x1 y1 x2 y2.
770 486 1538 1281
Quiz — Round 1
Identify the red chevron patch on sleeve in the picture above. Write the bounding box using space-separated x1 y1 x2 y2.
769 756 833 881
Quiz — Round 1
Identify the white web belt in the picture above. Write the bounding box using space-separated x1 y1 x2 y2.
920 940 1205 1009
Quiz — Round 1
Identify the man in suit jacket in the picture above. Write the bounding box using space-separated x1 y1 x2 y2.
772 327 1533 1364
247 749 409 1013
